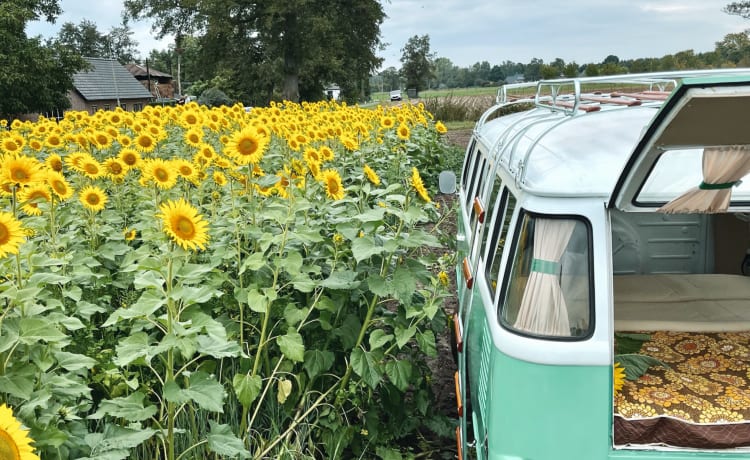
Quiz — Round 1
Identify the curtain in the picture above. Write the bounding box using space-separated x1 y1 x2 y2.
513 218 576 336
658 145 750 214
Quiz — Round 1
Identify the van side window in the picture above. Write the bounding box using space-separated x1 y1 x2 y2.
485 191 516 295
476 176 503 259
466 155 486 210
499 214 592 339
460 140 477 189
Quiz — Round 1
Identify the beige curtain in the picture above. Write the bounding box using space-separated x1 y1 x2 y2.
513 218 575 336
658 145 750 214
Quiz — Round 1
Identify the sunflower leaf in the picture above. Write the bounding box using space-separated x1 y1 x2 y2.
615 353 669 380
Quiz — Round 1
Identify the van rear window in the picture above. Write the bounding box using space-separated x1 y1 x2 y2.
499 214 592 339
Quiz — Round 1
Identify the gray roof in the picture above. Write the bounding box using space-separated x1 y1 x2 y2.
73 57 153 101
125 63 172 79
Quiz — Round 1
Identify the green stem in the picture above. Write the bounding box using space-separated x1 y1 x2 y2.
164 253 176 460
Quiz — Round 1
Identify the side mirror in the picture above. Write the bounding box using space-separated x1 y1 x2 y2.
438 170 457 194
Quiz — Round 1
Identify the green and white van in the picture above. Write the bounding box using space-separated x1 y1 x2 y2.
454 70 750 459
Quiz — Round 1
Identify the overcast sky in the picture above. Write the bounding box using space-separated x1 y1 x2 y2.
27 0 750 71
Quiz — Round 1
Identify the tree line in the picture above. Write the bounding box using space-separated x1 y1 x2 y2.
375 28 750 93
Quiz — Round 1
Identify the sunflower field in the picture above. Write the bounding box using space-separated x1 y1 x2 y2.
0 100 456 459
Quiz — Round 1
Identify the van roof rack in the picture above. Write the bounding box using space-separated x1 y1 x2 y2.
495 69 750 113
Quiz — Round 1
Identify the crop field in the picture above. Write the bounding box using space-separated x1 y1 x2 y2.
0 101 459 459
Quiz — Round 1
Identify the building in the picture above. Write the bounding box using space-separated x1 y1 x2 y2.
125 63 175 100
69 57 153 113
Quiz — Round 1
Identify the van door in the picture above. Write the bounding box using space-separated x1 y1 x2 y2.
609 75 750 211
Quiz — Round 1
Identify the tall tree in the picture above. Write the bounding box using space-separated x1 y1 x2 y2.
0 0 86 118
725 1 750 18
399 34 435 93
57 19 139 63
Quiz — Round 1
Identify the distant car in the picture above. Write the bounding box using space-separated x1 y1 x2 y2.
389 90 402 101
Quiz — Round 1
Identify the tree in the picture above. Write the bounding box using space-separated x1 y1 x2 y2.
724 1 750 18
400 34 435 93
0 0 86 118
716 30 750 63
57 19 139 64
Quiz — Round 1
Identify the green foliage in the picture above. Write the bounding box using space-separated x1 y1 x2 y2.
400 34 436 93
198 87 233 107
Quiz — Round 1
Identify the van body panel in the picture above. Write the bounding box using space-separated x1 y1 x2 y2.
456 70 750 459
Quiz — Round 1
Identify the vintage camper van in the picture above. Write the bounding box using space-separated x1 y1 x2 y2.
454 70 750 459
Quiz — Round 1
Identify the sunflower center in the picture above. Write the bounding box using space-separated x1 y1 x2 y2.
175 216 195 238
0 428 20 460
84 164 99 175
238 139 258 156
327 178 339 194
10 169 28 182
86 194 100 206
154 168 169 182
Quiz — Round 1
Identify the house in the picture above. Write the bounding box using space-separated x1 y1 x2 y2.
69 57 153 113
324 85 341 101
125 63 175 99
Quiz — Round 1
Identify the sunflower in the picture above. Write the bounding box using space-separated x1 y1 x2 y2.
19 185 51 216
0 134 24 155
45 133 64 149
1 155 44 188
0 404 40 460
118 148 141 168
224 127 269 165
174 159 200 185
213 171 227 186
91 131 112 150
79 185 108 213
103 158 128 181
0 212 25 257
318 145 334 162
123 228 137 241
184 128 203 148
410 167 431 203
380 115 396 129
46 171 73 200
80 157 103 179
438 271 449 287
45 153 64 172
614 362 626 394
435 121 448 134
396 123 411 141
134 133 157 153
320 169 345 200
143 159 178 190
363 164 381 186
157 198 209 251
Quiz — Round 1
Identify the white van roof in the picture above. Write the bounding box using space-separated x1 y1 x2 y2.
476 70 750 201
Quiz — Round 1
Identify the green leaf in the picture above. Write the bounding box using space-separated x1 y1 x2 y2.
303 349 334 379
18 317 68 344
416 330 437 358
320 270 360 290
90 424 157 452
97 242 131 261
334 314 361 351
275 250 303 275
89 392 157 422
54 351 97 371
113 332 151 366
246 288 268 313
615 353 670 380
27 272 71 286
614 333 652 355
351 236 384 262
164 371 226 412
233 374 262 407
284 304 309 326
63 285 82 302
133 270 164 290
277 330 305 362
196 334 241 358
0 366 35 399
376 446 403 460
351 348 382 389
369 329 393 350
385 360 413 392
207 421 252 458
391 267 416 303
395 325 417 349
239 252 266 274
367 275 389 296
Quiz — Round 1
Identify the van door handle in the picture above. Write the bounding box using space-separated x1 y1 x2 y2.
453 313 463 352
454 371 463 417
462 257 474 289
473 197 485 224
